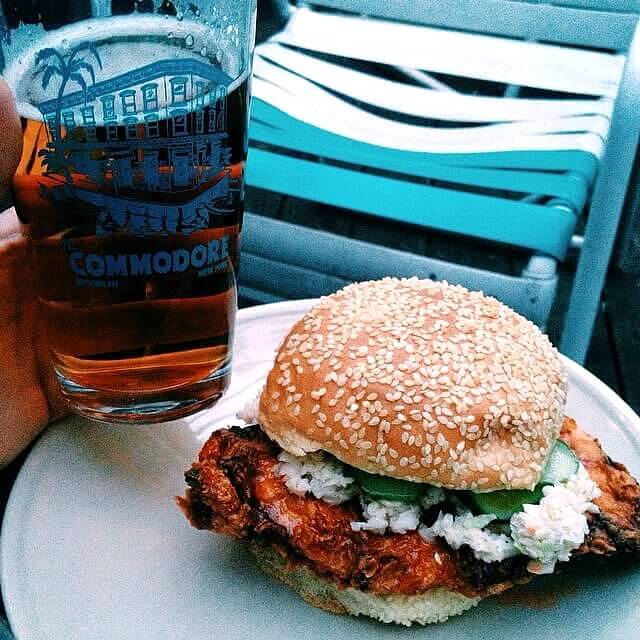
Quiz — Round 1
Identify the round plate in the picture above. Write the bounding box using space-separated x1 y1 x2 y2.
2 299 640 640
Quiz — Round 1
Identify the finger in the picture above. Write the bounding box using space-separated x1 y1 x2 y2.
0 217 50 468
0 78 22 209
0 210 70 429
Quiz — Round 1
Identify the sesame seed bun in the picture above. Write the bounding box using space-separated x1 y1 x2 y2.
249 539 481 625
257 278 567 492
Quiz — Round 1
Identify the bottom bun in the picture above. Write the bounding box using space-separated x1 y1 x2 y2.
248 540 481 626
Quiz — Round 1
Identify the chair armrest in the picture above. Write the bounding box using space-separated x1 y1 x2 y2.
560 18 640 361
613 19 640 273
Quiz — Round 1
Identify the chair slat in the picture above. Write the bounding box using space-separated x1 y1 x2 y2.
252 78 607 157
304 0 638 50
253 73 611 142
241 253 350 300
256 44 614 122
275 9 625 96
249 118 590 208
437 151 598 175
238 284 284 306
250 117 598 178
240 213 558 326
549 0 640 11
245 148 577 259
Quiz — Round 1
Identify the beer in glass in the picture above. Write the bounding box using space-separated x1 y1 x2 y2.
2 1 257 422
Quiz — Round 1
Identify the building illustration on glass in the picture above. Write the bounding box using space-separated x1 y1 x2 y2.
36 52 236 237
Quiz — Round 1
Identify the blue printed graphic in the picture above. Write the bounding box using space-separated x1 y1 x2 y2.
34 43 238 238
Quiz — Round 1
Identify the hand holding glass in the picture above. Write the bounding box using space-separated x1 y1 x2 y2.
2 1 257 423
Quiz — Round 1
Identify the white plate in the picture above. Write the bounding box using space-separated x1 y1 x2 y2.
2 299 640 640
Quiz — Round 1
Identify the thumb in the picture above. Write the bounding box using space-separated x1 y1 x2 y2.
0 78 22 209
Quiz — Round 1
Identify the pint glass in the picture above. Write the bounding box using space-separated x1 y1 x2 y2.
1 1 257 422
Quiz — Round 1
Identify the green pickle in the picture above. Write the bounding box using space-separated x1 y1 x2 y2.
348 439 579 519
467 439 579 519
540 439 579 485
467 487 544 521
350 468 424 503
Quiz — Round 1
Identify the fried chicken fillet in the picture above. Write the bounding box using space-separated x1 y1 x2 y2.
177 417 640 599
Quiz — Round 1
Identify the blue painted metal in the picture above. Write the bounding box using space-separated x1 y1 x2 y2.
561 22 640 363
304 0 638 50
246 147 577 259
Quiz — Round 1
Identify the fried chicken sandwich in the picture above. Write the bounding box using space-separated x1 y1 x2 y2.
178 278 640 625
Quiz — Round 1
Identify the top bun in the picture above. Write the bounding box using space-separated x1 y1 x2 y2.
258 278 567 492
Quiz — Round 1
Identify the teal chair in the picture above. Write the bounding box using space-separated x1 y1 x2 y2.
242 0 640 364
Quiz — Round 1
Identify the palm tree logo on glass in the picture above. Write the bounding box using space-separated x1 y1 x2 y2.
31 41 239 239
36 42 103 144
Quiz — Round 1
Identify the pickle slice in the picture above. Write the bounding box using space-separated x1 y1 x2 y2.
540 439 579 485
466 441 578 519
350 440 578 513
350 468 424 503
467 487 544 521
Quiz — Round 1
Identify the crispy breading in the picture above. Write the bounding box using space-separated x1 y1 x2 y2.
561 417 640 556
177 425 480 596
177 418 640 598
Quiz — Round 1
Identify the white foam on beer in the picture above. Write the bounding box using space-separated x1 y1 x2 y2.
4 15 250 122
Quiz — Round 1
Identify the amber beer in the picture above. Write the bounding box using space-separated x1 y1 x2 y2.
7 16 254 422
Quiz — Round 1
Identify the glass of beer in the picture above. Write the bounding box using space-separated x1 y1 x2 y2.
1 1 257 423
